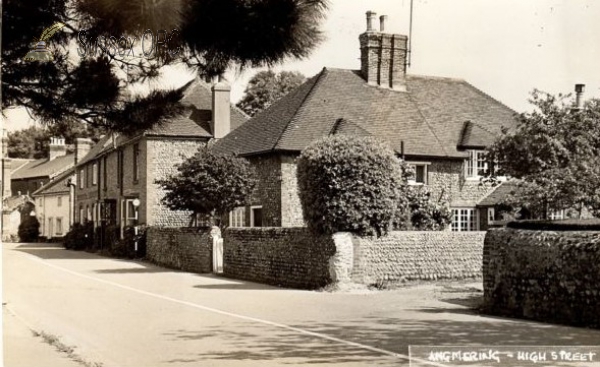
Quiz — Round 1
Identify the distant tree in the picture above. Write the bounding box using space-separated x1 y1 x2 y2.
236 70 306 116
7 122 103 159
156 148 257 228
3 0 327 134
18 216 40 242
485 90 600 218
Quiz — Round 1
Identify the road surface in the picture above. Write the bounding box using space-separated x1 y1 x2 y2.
4 242 600 366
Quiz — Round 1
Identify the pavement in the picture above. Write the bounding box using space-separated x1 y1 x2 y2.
3 242 600 367
3 306 83 367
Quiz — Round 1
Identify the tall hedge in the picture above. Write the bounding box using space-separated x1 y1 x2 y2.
297 135 408 236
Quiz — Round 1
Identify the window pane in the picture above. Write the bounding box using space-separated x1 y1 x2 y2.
415 165 425 183
252 207 263 227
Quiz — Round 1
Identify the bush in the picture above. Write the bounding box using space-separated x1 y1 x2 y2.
18 216 40 242
506 218 600 231
109 226 146 259
297 135 408 236
156 147 256 228
405 187 452 230
63 222 94 250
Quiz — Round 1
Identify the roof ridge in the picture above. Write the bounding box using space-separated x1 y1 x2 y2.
32 168 74 196
406 90 451 157
407 74 467 83
273 68 327 151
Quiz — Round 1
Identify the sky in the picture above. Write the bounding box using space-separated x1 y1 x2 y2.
4 0 600 131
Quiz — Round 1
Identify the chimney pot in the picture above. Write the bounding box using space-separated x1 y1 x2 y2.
49 136 67 161
575 84 586 109
380 15 388 32
366 11 377 32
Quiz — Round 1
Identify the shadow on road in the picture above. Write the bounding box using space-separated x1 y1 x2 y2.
163 317 600 364
161 313 600 365
192 281 278 291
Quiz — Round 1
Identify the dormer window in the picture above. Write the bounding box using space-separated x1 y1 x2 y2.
466 150 487 179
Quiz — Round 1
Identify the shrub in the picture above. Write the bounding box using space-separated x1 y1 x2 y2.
18 216 40 242
156 147 257 228
406 187 452 230
297 135 408 236
507 218 600 231
109 226 147 259
63 222 94 250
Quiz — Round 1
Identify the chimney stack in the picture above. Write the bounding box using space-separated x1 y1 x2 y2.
359 11 408 91
575 84 585 110
75 138 93 164
211 77 231 139
49 137 67 161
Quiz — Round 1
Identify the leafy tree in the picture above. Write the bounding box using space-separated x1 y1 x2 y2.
404 187 452 230
297 135 409 237
156 148 257 228
237 70 306 116
486 90 600 218
7 122 103 159
18 216 40 242
2 0 328 134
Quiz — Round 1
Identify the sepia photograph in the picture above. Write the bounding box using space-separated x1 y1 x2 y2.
1 0 600 366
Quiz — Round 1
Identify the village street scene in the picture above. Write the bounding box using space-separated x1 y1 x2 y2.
2 0 600 366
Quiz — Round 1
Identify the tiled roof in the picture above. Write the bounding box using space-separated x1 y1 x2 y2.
10 158 35 174
477 180 521 207
32 169 73 196
458 121 497 149
213 68 517 158
11 154 74 180
77 79 248 166
145 78 247 137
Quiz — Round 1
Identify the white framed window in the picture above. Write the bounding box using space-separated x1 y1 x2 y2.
407 162 429 185
487 207 495 223
79 169 85 188
250 206 263 227
466 150 488 179
92 163 98 185
229 207 246 228
549 209 565 220
87 206 91 221
48 217 53 237
56 217 63 235
79 206 84 223
39 197 43 207
451 208 478 231
57 196 62 207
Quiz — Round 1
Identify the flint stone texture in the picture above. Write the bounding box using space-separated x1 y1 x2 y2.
351 231 485 284
146 227 213 273
223 228 335 289
483 228 600 328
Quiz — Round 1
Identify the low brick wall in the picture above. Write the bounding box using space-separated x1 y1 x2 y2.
351 231 486 285
223 228 336 289
483 228 600 327
146 227 213 273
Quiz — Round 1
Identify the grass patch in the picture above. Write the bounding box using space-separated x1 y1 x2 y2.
32 330 103 367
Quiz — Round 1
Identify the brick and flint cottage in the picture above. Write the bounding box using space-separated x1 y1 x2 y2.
73 79 247 238
213 11 518 231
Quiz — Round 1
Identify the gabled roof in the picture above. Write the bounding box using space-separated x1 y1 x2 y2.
477 180 521 207
458 121 497 149
32 168 74 196
77 79 248 167
146 78 247 138
11 154 74 180
213 68 517 158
